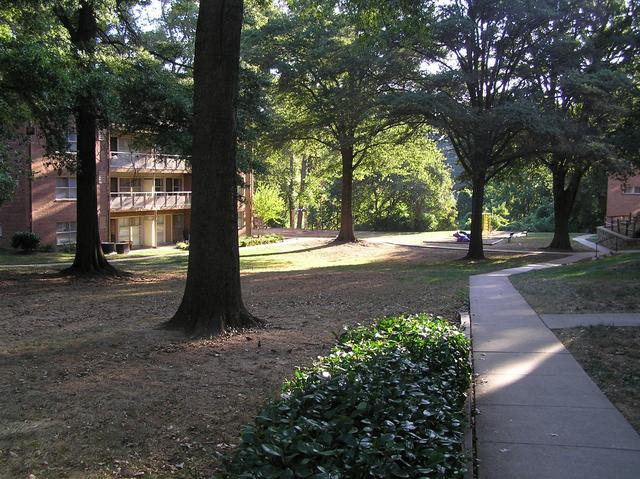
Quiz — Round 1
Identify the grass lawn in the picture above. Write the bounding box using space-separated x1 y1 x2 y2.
511 253 640 314
554 326 640 433
0 248 76 265
362 230 592 252
0 246 189 266
0 235 560 479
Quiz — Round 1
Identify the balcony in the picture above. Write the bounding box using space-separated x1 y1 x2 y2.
110 191 192 212
109 151 189 173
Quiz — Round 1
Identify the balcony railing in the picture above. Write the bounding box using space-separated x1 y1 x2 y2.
110 191 192 212
109 151 189 172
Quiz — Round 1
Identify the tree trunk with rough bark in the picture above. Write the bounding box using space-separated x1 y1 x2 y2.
466 174 486 260
336 146 356 242
288 153 295 228
296 157 307 229
548 160 584 251
62 0 115 275
167 0 261 337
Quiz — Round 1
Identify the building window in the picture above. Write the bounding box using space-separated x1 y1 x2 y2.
166 177 182 192
622 185 640 194
110 136 119 152
118 217 141 245
55 177 77 200
119 178 142 192
67 133 77 153
56 222 77 245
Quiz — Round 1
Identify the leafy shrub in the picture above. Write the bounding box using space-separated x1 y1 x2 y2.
175 235 283 251
505 205 555 232
254 185 287 226
239 234 284 247
11 231 40 253
217 314 471 479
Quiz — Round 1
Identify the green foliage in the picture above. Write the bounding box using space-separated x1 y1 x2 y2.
11 231 40 253
175 235 283 250
354 133 457 232
217 314 471 479
253 184 287 226
506 205 555 233
239 234 284 247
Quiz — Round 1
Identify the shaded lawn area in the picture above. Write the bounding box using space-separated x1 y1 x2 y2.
0 238 560 479
0 248 76 265
0 246 188 266
511 253 640 314
554 326 640 433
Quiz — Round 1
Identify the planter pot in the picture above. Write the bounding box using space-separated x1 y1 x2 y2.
101 242 116 254
115 242 130 254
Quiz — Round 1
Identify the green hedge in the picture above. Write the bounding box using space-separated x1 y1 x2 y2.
217 314 471 479
176 234 283 251
239 234 284 247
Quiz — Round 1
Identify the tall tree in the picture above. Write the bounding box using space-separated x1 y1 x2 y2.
253 0 419 242
167 0 262 337
54 1 116 274
525 0 637 250
382 0 554 259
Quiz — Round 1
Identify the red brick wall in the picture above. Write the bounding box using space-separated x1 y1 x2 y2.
607 174 640 217
30 136 77 246
0 180 31 248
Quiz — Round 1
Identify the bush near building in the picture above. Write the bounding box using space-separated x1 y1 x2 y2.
11 231 40 253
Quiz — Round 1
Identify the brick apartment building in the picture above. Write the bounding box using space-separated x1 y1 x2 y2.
606 174 640 218
0 126 253 249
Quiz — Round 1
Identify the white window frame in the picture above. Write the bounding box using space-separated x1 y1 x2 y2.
55 176 77 200
56 222 77 245
622 185 640 195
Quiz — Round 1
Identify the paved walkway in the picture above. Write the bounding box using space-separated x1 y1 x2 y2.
470 253 640 479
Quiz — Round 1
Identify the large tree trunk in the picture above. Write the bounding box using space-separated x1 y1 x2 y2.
336 146 356 242
288 153 295 228
296 157 308 229
167 0 261 337
548 161 583 251
466 174 486 260
62 0 114 275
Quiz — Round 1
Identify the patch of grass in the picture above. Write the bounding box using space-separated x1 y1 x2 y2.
0 248 75 266
554 326 640 432
485 232 592 252
121 241 559 317
511 253 640 313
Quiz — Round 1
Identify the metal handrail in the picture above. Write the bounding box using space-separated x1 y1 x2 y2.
604 214 640 238
109 191 192 211
109 151 190 171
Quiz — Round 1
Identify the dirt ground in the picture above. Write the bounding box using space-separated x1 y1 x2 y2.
0 239 549 479
554 327 640 433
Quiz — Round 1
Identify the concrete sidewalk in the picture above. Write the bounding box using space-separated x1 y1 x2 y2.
470 253 640 479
